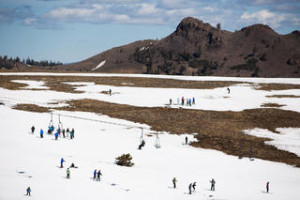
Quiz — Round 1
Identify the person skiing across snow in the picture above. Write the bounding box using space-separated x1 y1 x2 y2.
192 182 196 192
227 87 230 94
31 126 35 134
66 128 70 138
40 129 44 138
66 168 70 179
172 177 177 188
188 183 193 194
54 131 59 140
185 136 188 145
93 169 97 180
62 129 65 138
26 187 31 196
138 140 145 150
192 97 195 105
266 181 269 193
181 96 184 106
97 170 102 181
70 128 75 139
60 158 65 168
210 178 216 191
169 98 172 105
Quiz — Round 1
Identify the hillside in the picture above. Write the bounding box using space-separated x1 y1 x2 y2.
61 17 300 77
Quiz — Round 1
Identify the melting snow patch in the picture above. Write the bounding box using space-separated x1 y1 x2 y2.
244 128 300 157
91 60 106 71
11 80 49 90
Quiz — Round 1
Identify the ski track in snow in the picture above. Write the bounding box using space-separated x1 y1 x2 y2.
0 74 300 200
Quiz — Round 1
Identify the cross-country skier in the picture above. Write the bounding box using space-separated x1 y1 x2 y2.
62 129 65 138
97 170 102 181
266 181 269 193
210 178 216 191
66 168 70 179
185 136 188 145
26 187 31 196
138 140 145 150
60 158 65 168
66 128 70 138
172 177 177 188
31 126 35 134
93 169 97 180
192 97 195 105
40 129 44 138
188 183 193 194
169 98 172 105
181 96 184 106
192 182 196 192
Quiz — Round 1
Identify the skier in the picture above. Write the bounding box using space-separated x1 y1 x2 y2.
70 128 75 139
181 96 184 106
172 177 177 188
210 178 216 191
69 163 77 168
192 97 195 105
66 128 70 138
138 140 145 150
109 89 112 96
188 183 193 194
66 168 70 179
31 126 35 134
189 98 191 106
227 87 230 94
26 187 31 196
54 131 59 140
169 98 172 105
192 182 196 192
266 181 269 193
60 158 65 168
93 169 97 180
97 170 102 181
62 129 65 138
40 129 44 138
185 136 188 145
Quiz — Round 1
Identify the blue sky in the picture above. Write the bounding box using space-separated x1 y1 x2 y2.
0 0 299 63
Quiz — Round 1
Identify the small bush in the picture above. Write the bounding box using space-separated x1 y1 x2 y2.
115 153 134 167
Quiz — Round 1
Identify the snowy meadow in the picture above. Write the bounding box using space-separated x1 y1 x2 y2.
0 73 300 200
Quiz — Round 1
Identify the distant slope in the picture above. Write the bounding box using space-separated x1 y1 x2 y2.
61 17 300 77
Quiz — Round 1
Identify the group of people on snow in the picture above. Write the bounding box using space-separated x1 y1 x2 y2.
31 125 75 140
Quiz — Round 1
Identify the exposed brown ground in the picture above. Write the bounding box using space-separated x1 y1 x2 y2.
13 99 300 167
1 75 300 94
261 103 286 107
266 95 300 98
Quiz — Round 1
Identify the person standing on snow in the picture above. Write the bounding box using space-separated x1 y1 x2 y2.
188 183 193 194
93 169 97 180
26 187 31 196
192 182 196 192
31 126 35 134
66 168 70 179
227 87 230 94
60 158 65 168
266 181 269 193
172 177 177 188
40 129 44 138
185 136 188 145
97 170 102 181
181 96 184 106
62 129 65 138
54 131 59 140
210 178 216 191
192 97 195 105
66 128 70 138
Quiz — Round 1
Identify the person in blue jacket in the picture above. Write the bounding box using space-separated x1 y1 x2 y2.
60 158 65 168
54 132 59 140
26 187 31 196
93 169 97 180
40 129 44 138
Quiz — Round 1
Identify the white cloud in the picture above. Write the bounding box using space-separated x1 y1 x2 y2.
24 17 36 25
137 3 160 15
241 9 285 28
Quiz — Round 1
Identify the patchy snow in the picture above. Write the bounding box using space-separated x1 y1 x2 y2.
244 128 300 157
11 80 49 90
91 60 106 71
0 73 299 200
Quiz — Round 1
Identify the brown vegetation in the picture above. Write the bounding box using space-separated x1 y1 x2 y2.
266 95 300 98
261 103 286 107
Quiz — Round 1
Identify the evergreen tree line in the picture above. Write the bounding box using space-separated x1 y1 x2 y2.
0 55 63 67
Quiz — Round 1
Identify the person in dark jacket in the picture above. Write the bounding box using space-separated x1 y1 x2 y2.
26 187 31 196
138 140 145 150
266 181 270 193
185 136 188 145
97 170 102 181
210 178 216 191
31 126 35 134
172 177 177 188
188 183 193 194
62 129 65 138
192 182 196 192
